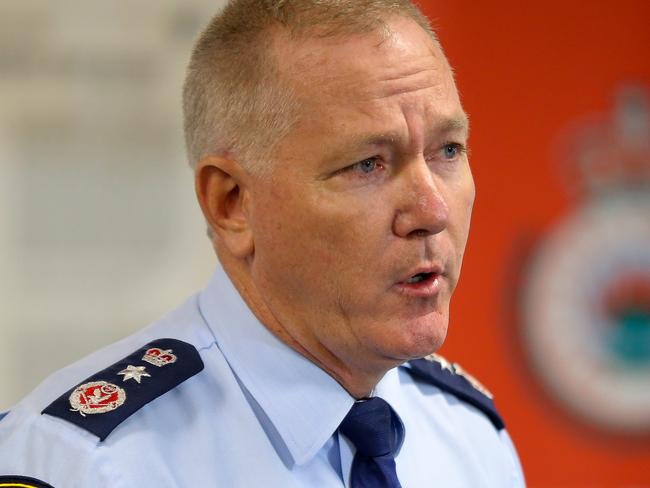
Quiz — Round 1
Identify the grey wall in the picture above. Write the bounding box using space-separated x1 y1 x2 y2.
0 0 227 411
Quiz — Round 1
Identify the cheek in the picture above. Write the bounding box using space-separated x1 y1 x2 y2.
449 167 475 231
251 189 343 271
253 175 395 272
465 172 476 215
313 199 393 273
443 170 475 274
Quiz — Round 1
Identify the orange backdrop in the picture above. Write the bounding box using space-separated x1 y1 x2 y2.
419 0 650 486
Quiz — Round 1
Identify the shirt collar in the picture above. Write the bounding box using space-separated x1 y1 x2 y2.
198 264 355 466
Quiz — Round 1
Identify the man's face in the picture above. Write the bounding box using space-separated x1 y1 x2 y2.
247 16 475 371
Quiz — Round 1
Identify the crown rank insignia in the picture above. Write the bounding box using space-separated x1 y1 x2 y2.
142 347 177 367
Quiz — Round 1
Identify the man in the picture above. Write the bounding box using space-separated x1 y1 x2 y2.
0 1 525 486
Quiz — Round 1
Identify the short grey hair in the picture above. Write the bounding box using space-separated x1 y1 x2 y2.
182 0 438 176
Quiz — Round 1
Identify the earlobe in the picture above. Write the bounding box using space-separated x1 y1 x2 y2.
195 155 254 258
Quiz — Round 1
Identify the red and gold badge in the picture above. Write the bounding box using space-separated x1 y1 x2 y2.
69 381 126 417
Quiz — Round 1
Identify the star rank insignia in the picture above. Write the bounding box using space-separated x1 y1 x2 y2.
118 365 151 383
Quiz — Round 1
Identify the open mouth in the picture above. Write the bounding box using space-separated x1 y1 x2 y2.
396 269 442 297
406 272 435 284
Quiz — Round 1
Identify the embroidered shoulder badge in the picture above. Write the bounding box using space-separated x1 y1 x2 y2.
405 354 505 430
42 338 204 441
0 475 55 488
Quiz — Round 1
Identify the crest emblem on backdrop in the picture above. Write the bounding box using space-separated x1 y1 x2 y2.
518 86 650 435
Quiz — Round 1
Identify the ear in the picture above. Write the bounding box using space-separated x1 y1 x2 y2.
195 155 254 259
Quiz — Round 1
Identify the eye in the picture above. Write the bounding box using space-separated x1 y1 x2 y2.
442 142 465 160
348 157 383 175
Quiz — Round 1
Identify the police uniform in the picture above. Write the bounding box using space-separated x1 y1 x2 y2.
0 265 525 487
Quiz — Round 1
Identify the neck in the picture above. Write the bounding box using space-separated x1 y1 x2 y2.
217 249 391 399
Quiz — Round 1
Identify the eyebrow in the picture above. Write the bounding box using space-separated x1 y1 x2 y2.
347 113 471 151
439 113 470 135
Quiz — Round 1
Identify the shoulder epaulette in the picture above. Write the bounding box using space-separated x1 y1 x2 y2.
405 354 505 430
42 338 204 441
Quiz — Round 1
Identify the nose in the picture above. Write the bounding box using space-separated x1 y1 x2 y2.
392 158 449 238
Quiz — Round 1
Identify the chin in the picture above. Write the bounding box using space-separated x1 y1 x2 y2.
378 312 449 361
404 329 448 359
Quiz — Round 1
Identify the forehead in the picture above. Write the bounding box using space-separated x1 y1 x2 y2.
274 15 457 106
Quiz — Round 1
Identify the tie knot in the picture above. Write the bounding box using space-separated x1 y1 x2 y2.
339 397 402 458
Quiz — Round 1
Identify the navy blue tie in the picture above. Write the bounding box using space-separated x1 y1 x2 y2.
339 397 403 488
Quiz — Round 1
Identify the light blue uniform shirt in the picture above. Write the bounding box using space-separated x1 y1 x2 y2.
0 265 525 487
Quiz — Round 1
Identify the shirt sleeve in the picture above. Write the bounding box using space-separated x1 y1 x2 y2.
0 409 123 488
499 429 527 487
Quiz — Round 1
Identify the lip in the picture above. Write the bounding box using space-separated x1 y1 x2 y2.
394 265 444 298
